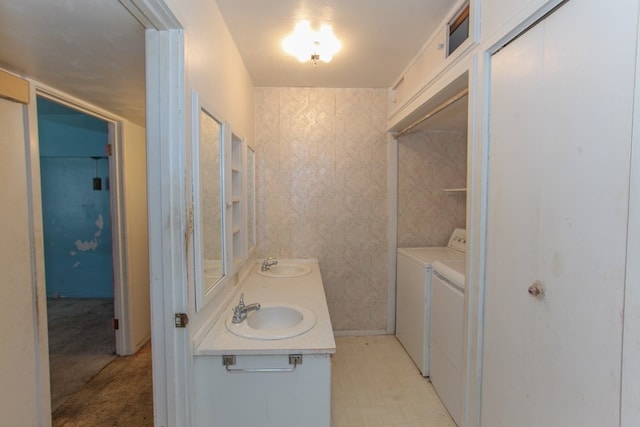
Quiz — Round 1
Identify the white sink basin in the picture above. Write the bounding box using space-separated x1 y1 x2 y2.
257 264 312 278
225 303 317 340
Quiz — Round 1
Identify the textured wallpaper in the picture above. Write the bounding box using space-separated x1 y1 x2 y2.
254 87 389 332
397 130 467 248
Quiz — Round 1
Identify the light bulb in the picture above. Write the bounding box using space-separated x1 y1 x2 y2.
282 21 341 64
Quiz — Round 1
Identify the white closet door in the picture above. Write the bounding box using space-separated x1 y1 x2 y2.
481 1 637 426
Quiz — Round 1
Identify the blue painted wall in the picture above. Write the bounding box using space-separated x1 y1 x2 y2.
38 97 114 298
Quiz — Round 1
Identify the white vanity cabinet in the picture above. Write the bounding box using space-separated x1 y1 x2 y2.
193 259 335 427
194 353 331 427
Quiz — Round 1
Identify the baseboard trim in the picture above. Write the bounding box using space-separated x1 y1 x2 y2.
333 330 389 337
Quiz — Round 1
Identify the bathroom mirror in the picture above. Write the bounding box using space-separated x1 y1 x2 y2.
247 145 256 252
192 92 225 311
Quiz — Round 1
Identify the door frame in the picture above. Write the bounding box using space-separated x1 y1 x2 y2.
24 82 130 426
30 87 131 355
621 4 640 425
121 1 189 426
467 3 569 426
28 86 130 355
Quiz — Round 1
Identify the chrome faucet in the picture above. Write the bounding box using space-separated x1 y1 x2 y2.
261 256 278 271
231 293 260 323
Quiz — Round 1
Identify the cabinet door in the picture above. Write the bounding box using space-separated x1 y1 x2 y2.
481 1 637 426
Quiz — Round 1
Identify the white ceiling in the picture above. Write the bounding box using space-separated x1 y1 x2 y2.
0 0 146 125
0 0 455 125
216 0 454 88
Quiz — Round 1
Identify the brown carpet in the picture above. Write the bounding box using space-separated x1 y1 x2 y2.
52 341 153 427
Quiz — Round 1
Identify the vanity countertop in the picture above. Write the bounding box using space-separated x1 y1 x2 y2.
195 259 336 356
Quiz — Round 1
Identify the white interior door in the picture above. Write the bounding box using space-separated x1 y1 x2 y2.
481 1 638 426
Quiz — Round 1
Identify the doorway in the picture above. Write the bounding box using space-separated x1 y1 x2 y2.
37 96 118 411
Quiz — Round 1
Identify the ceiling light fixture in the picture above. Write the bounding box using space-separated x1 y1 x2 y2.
282 21 341 65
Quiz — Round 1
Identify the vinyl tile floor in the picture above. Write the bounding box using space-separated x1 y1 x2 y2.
331 335 456 427
49 321 452 426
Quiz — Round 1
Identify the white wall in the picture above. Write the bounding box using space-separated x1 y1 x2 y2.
163 0 255 334
165 0 254 137
0 97 48 425
122 121 151 350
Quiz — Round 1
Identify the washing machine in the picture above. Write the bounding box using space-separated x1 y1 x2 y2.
430 258 465 426
395 228 466 376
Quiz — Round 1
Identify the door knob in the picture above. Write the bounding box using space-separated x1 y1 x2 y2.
528 280 545 300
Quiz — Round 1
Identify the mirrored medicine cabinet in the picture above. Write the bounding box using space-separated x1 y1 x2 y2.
192 91 256 311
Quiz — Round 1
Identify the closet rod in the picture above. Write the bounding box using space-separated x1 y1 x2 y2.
393 88 469 138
